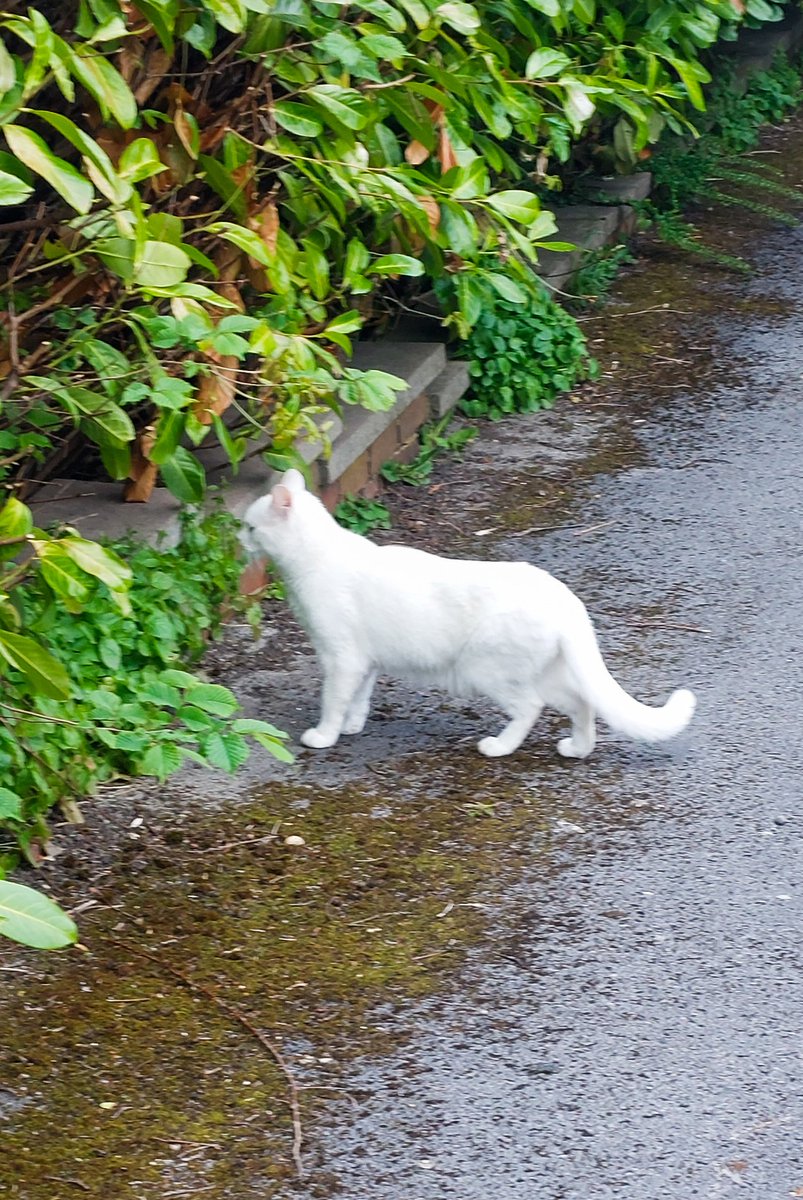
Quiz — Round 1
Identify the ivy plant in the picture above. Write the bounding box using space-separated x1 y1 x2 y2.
443 269 597 421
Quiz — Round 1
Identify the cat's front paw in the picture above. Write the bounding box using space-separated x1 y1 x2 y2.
342 715 367 735
301 727 339 749
478 736 509 758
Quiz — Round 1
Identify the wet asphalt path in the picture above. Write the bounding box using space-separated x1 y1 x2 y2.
5 147 803 1200
305 243 803 1197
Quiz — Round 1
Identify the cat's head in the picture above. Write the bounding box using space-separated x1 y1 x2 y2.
240 469 311 559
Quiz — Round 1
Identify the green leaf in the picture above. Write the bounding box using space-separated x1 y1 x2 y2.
272 100 323 137
486 273 528 304
99 636 121 671
37 544 92 612
58 539 131 619
436 1 481 33
0 495 32 540
160 668 200 688
357 0 408 30
445 158 489 200
0 880 77 949
203 0 246 32
307 84 369 130
119 137 166 183
360 33 409 59
665 55 710 111
0 39 16 95
252 732 295 763
486 189 542 223
209 221 274 267
133 0 178 52
29 110 131 205
439 202 479 256
135 241 192 289
70 46 137 127
150 411 187 465
231 717 289 738
202 731 249 772
95 236 135 282
370 253 425 277
326 310 364 335
525 48 571 78
0 629 70 699
521 0 560 14
230 718 294 762
0 786 22 821
139 680 181 708
301 238 330 299
159 446 206 503
0 168 32 205
3 124 94 214
744 0 776 18
138 741 183 781
66 387 137 446
184 683 240 717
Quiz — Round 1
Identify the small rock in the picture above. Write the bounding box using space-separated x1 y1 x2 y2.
284 835 305 847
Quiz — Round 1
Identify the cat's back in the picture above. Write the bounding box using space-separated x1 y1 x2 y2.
373 543 570 607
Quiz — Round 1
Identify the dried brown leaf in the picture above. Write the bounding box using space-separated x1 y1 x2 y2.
418 194 440 233
193 353 238 425
405 139 430 166
250 200 279 256
133 46 172 106
437 125 458 173
173 105 197 158
124 425 158 503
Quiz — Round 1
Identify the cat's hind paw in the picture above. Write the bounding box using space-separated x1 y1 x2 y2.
557 736 591 760
478 736 509 758
301 727 339 749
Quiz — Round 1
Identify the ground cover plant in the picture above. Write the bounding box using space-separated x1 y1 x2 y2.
0 498 291 874
450 267 598 420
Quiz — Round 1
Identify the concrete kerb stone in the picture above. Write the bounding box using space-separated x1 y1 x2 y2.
28 479 185 547
29 342 449 543
592 173 652 203
321 342 446 484
428 361 471 419
538 204 629 294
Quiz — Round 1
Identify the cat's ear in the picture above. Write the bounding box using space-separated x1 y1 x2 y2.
271 484 294 516
282 468 305 493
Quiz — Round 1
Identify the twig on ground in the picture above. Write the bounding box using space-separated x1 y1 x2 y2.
627 619 712 635
577 305 693 322
185 829 281 855
111 938 305 1181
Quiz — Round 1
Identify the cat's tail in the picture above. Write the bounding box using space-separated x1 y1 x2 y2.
559 618 696 743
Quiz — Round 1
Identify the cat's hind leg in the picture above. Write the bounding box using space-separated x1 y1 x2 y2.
478 700 543 758
342 669 378 735
557 700 596 759
302 658 371 749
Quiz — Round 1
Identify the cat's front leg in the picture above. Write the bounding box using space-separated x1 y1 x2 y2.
301 659 368 749
342 669 378 735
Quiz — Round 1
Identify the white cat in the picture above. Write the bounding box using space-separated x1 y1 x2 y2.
242 470 695 759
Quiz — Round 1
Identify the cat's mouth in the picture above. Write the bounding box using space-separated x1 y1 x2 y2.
238 525 262 560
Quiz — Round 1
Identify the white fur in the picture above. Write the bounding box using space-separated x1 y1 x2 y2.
242 470 696 758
